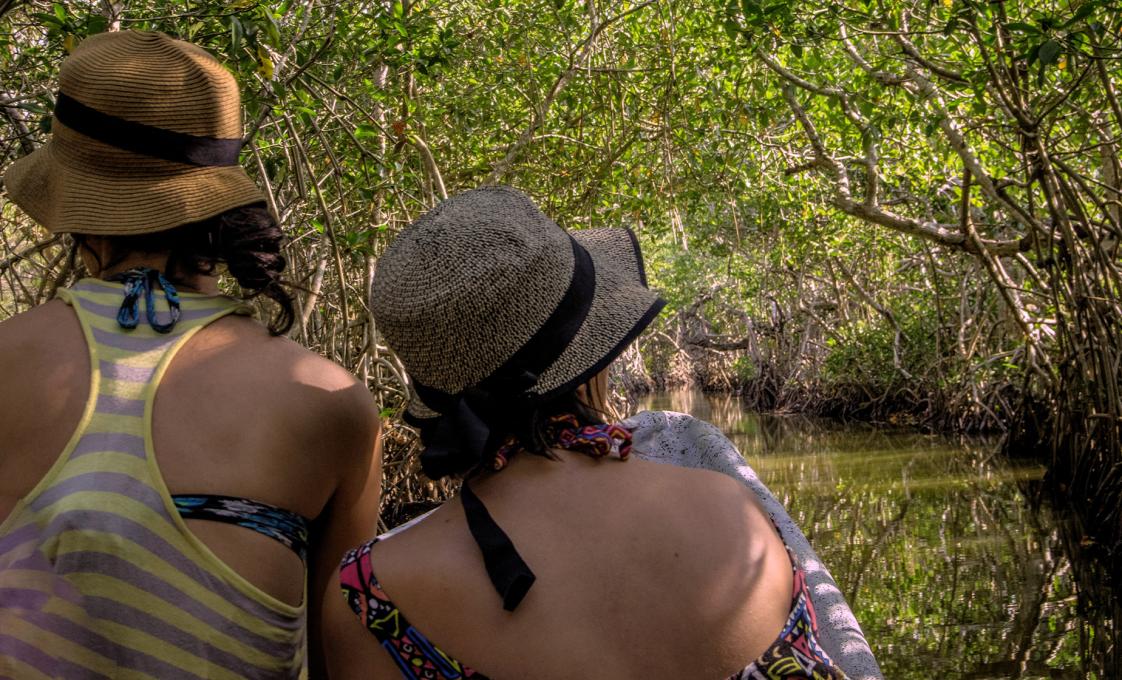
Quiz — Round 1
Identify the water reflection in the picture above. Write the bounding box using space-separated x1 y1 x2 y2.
638 391 1104 679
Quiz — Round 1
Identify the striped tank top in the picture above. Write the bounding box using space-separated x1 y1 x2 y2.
0 278 307 679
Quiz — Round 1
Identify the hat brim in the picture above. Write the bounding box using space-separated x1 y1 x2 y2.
2 122 264 236
405 226 664 420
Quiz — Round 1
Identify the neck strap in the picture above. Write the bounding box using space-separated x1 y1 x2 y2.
107 267 181 333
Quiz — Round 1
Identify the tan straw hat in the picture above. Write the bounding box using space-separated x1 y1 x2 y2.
372 186 665 424
2 30 264 235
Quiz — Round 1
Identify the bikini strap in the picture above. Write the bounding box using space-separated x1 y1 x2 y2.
172 494 310 563
107 267 182 333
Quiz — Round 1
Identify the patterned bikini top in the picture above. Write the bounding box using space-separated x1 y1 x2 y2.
339 539 848 680
338 416 849 680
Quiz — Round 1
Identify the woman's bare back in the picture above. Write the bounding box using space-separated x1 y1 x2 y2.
328 450 793 679
0 297 381 607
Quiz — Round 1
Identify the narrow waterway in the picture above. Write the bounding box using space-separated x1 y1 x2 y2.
637 391 1105 679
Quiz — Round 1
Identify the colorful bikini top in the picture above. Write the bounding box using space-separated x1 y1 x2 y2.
172 494 309 562
337 417 849 679
340 539 847 680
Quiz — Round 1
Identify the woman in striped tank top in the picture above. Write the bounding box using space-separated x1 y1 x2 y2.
0 31 382 678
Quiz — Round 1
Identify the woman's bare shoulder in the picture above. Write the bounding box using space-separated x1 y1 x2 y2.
631 454 760 511
0 300 84 377
192 315 379 459
207 315 366 392
624 457 783 570
0 298 76 341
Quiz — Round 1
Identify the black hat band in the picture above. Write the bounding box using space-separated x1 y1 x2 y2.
53 91 242 167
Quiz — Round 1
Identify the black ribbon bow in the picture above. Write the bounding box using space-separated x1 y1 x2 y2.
412 370 540 479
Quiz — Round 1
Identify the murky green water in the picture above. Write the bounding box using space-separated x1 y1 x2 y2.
638 391 1101 679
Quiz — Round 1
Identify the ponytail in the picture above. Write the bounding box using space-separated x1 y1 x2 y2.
204 204 295 336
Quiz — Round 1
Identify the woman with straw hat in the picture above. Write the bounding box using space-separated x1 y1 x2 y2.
0 31 380 678
324 186 860 679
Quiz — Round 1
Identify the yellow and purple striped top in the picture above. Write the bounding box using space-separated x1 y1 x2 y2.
0 278 306 679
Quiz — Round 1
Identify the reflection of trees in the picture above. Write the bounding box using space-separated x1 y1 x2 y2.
637 391 1110 677
1046 496 1120 679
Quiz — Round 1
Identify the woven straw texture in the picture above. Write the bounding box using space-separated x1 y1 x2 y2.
2 30 263 235
371 186 662 419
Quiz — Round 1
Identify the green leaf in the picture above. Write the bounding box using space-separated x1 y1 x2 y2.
52 3 66 23
85 15 108 34
1005 22 1040 34
722 18 740 41
355 124 379 139
33 12 63 29
230 17 243 55
297 107 314 127
258 7 282 47
1038 39 1062 66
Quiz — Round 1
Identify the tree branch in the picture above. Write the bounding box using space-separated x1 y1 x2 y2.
483 0 657 184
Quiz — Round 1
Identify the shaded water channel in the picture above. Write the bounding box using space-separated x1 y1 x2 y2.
637 391 1110 679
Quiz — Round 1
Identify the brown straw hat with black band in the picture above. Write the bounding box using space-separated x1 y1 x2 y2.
371 185 665 611
2 30 264 235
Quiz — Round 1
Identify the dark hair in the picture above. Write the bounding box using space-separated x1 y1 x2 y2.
74 203 295 335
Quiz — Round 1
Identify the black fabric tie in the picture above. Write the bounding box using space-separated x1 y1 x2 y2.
461 481 536 612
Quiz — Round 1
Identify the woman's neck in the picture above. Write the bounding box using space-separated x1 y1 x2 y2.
78 236 221 295
96 257 220 295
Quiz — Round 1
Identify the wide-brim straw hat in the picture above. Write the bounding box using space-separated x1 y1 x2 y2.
372 186 666 422
2 30 263 235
